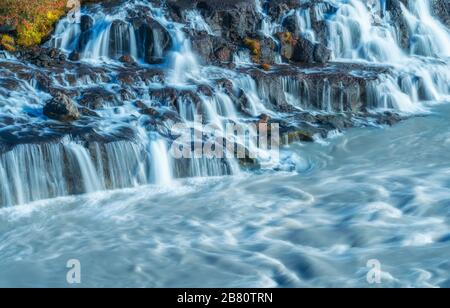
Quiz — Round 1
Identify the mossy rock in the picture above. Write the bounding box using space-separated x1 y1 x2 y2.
282 130 315 144
0 35 16 52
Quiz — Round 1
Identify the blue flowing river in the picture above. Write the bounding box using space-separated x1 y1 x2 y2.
1 103 449 288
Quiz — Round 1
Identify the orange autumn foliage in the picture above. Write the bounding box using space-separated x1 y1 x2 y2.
0 0 67 47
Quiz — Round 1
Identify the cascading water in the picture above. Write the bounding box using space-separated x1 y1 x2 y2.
1 0 450 288
1 0 449 207
404 0 450 58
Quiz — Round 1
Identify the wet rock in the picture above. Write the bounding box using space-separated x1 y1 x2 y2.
133 100 148 109
69 51 81 61
190 32 214 63
119 54 135 64
260 37 278 64
80 107 100 118
276 1 336 47
141 107 160 117
169 0 261 42
292 36 316 63
386 0 410 50
282 15 299 37
277 32 296 61
0 78 21 91
244 62 390 113
75 15 95 52
80 15 94 32
282 130 315 143
313 43 332 64
198 84 214 97
18 46 66 67
149 87 179 105
376 111 403 126
108 20 136 60
281 33 331 64
189 31 237 65
117 88 134 101
266 0 301 21
43 93 81 122
79 88 118 109
431 0 450 28
215 46 233 63
130 14 172 64
77 31 93 52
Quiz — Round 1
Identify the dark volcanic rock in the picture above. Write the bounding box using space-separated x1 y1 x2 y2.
69 51 81 61
431 0 450 28
189 30 238 65
386 0 411 50
80 15 94 32
168 0 261 42
76 15 95 52
18 47 66 67
119 54 135 64
44 93 81 122
313 43 332 64
79 88 118 110
266 0 301 21
129 9 173 64
279 33 330 64
242 62 391 113
292 36 316 63
107 20 136 59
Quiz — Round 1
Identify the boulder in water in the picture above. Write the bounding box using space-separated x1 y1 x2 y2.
292 36 316 63
43 93 81 122
80 15 94 32
119 54 135 64
69 51 81 61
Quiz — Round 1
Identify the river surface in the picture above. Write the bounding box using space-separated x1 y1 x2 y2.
1 103 449 288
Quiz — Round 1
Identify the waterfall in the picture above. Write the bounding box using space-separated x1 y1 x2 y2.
0 139 177 206
81 20 138 61
0 144 67 206
66 143 104 193
149 139 173 185
255 0 279 39
327 0 405 62
169 27 202 85
403 0 450 57
233 75 269 116
296 8 316 42
185 10 214 35
50 18 81 52
1 0 450 207
322 79 332 112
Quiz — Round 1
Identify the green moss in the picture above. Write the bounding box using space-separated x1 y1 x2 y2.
244 38 261 63
0 35 16 52
283 131 315 144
